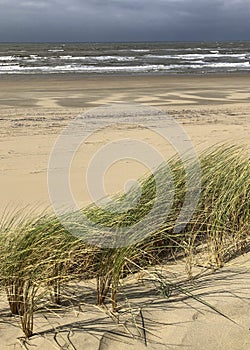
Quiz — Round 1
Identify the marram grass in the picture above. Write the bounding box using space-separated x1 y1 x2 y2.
0 145 249 338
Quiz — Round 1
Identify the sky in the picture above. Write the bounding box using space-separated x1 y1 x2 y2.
0 0 250 42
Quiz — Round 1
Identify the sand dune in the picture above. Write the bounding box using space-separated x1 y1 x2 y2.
0 251 249 349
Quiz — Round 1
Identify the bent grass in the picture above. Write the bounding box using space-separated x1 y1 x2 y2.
0 145 249 339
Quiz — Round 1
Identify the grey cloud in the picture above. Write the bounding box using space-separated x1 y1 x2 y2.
0 0 249 41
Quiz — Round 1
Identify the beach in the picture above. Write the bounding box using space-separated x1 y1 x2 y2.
0 73 250 349
1 74 250 212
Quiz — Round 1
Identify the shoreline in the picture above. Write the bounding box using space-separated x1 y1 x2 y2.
1 73 250 109
1 71 250 80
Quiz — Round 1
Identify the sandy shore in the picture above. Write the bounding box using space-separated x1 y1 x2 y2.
0 74 249 213
0 252 249 350
0 74 250 349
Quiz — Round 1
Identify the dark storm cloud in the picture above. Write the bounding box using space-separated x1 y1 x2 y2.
0 0 249 41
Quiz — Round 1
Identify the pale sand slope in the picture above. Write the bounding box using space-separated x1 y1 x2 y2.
0 252 249 349
0 74 249 213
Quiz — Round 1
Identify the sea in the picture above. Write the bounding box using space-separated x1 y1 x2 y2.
0 41 250 75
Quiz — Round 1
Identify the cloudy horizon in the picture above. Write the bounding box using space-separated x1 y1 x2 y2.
0 0 250 42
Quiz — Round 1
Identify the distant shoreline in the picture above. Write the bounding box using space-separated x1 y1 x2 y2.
1 71 250 80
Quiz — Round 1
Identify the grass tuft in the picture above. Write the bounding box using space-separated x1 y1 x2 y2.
0 144 249 338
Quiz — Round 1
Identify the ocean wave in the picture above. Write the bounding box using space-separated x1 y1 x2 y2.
0 41 249 75
0 64 166 74
1 61 249 74
48 49 65 52
0 56 16 61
